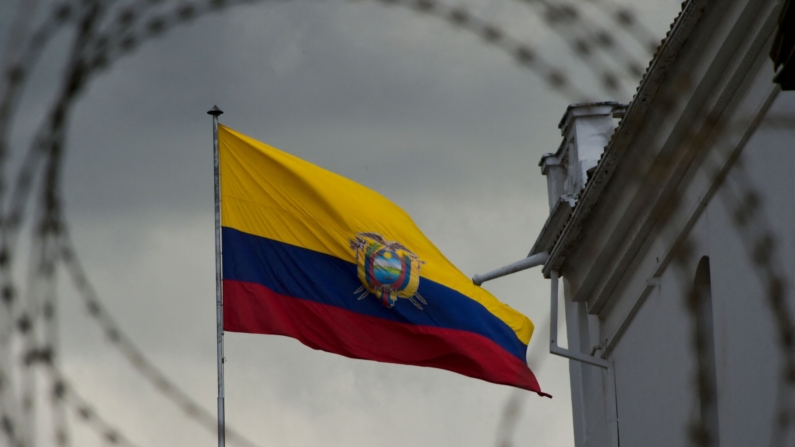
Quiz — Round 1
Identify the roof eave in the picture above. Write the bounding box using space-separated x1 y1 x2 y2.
540 0 707 277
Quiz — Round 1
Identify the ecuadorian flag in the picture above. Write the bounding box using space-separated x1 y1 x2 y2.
219 125 548 396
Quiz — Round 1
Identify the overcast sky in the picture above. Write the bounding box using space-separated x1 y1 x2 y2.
3 1 683 446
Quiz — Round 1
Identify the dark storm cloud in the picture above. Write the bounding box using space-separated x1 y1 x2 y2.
59 0 571 223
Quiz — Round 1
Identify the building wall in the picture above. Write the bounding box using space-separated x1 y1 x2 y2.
544 2 794 444
707 87 795 446
597 64 795 446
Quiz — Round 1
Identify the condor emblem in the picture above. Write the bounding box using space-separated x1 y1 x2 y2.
349 232 427 309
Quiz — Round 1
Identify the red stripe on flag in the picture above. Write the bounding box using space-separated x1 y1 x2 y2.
223 279 550 396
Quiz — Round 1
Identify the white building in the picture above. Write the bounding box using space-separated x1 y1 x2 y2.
478 0 794 445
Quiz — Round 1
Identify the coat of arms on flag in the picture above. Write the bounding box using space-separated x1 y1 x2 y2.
349 232 427 309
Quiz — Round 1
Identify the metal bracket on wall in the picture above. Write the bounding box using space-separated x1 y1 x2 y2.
549 270 611 369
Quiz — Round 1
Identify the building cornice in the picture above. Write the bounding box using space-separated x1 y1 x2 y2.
540 0 711 278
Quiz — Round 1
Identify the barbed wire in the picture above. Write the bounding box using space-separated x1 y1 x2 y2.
0 0 609 445
3 198 133 447
57 230 261 447
669 78 795 446
23 351 145 447
82 0 593 99
0 0 646 308
0 2 77 213
0 364 27 447
0 3 126 446
0 0 630 282
3 1 793 447
577 64 792 445
0 0 609 363
0 1 617 440
512 0 649 88
716 159 795 446
582 0 661 54
32 194 71 446
0 4 604 428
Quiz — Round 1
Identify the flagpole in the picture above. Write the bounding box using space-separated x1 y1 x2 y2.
208 105 225 447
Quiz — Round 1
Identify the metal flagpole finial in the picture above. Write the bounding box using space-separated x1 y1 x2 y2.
208 105 224 116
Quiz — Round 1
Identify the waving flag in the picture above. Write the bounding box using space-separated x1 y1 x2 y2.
219 124 548 396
